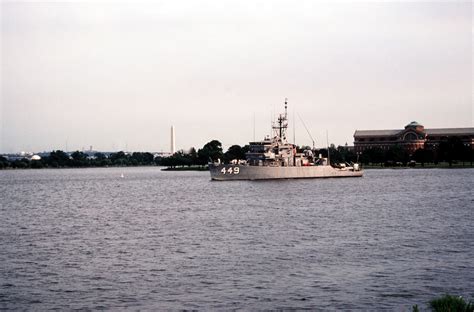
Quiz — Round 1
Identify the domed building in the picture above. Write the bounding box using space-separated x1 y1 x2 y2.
354 122 474 155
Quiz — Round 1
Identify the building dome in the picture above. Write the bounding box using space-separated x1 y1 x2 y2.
407 121 422 127
31 155 41 161
405 121 424 131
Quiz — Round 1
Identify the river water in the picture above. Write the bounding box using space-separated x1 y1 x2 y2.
0 167 472 310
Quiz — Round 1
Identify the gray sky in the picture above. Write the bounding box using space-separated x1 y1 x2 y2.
1 0 472 153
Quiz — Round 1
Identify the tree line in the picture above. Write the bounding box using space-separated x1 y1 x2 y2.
160 140 246 168
0 137 472 170
356 137 473 167
0 139 231 170
0 151 157 169
151 138 473 168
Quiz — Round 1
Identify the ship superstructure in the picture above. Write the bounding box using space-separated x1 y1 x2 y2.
209 99 363 180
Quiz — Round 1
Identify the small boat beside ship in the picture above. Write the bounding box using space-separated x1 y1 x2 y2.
209 99 363 181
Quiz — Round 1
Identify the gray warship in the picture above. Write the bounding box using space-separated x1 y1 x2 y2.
209 99 363 181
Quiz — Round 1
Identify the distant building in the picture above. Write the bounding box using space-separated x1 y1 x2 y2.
154 152 172 158
354 122 474 155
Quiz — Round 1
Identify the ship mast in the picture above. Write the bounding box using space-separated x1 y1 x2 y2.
272 98 289 142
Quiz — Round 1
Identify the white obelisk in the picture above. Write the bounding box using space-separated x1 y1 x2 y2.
171 126 176 154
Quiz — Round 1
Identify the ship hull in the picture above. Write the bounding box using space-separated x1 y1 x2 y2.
209 164 363 181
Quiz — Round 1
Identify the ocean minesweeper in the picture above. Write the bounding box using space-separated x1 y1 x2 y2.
209 99 363 181
208 100 363 181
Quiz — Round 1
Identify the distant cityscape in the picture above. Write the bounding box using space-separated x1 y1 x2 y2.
1 126 179 162
1 122 473 169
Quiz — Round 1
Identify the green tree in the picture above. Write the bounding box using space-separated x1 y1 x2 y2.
71 151 88 167
143 152 154 165
361 147 384 165
130 152 154 165
12 159 30 169
336 145 356 163
46 150 70 167
179 151 193 167
110 151 130 166
198 140 223 165
384 145 409 166
224 145 246 163
94 152 106 160
91 153 107 167
30 159 44 169
438 137 466 167
0 156 8 169
188 147 198 166
413 148 434 166
329 146 342 164
154 156 163 166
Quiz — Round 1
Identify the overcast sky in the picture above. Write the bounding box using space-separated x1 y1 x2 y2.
1 0 472 153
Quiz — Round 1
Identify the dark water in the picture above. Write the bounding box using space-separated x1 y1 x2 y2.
0 167 473 310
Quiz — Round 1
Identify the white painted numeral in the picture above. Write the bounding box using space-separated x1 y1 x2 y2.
220 167 240 175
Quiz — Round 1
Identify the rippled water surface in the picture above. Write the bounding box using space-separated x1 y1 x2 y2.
0 167 473 310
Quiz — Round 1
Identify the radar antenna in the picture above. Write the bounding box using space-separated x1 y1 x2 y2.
272 98 289 142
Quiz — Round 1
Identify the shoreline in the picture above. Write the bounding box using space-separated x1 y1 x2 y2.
161 166 208 171
363 164 474 169
2 164 473 171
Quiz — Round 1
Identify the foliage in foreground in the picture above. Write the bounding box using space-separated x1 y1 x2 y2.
413 294 473 312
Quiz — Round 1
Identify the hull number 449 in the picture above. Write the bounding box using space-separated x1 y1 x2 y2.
220 167 240 175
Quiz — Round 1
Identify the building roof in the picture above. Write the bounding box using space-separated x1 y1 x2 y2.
425 128 474 136
354 127 474 137
354 129 401 137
